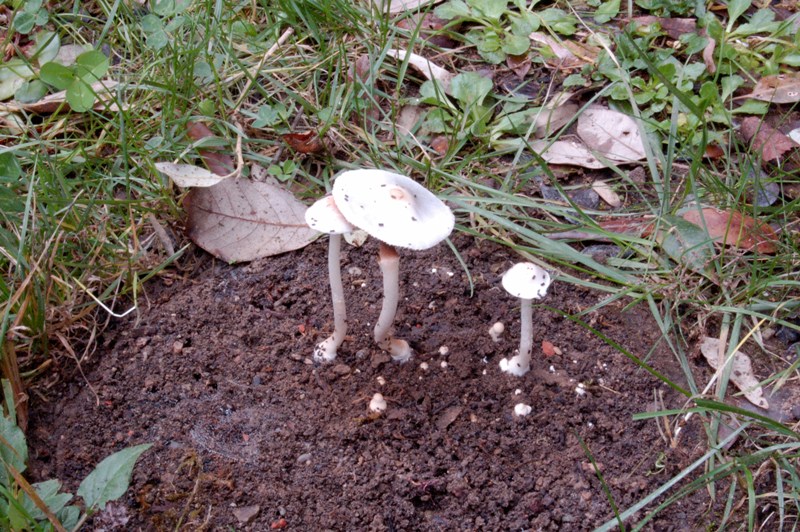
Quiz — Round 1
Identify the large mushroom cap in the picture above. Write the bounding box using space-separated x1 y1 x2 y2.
305 195 354 235
502 262 551 299
331 169 454 250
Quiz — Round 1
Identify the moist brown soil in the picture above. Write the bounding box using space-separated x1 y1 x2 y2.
27 234 719 530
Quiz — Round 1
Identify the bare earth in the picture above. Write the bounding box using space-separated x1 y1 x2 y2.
28 234 719 530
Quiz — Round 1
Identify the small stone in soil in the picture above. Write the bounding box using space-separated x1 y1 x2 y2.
232 505 260 524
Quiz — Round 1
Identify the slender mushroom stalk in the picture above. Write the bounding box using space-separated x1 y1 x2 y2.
305 196 354 362
374 242 411 362
499 262 552 377
332 169 454 363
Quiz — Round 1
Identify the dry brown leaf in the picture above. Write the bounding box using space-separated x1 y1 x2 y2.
386 49 454 94
506 54 531 79
533 103 577 138
184 178 317 262
396 12 458 48
155 162 228 188
744 73 800 104
702 30 716 74
531 136 605 169
632 16 697 39
738 116 798 162
592 180 622 208
282 131 326 154
699 336 768 409
704 143 725 159
680 207 778 254
528 32 582 68
577 107 646 163
186 122 238 175
430 135 449 156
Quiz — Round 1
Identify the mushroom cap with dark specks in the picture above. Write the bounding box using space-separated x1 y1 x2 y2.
501 262 551 299
304 195 354 235
331 169 454 250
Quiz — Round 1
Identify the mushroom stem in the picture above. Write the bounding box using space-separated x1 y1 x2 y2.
313 234 347 362
499 298 533 376
374 242 412 362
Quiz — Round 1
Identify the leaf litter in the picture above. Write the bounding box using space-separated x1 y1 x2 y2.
700 337 769 410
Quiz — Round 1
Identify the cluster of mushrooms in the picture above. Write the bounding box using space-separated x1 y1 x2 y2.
305 168 552 377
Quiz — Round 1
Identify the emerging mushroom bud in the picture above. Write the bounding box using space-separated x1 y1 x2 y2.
369 393 388 413
488 321 505 343
498 262 552 377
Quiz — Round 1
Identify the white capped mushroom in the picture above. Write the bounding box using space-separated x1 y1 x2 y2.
369 392 387 413
498 262 552 377
305 196 354 362
332 169 454 362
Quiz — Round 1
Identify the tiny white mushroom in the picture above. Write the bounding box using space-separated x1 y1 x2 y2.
488 321 505 342
369 392 387 413
332 169 454 363
305 196 354 363
498 262 552 377
514 403 532 417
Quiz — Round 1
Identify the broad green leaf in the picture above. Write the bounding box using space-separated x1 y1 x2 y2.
0 414 28 488
733 100 768 114
727 0 752 29
721 75 744 100
657 215 715 276
74 50 109 81
450 72 493 107
734 9 778 36
501 33 530 56
146 29 169 50
435 0 471 20
468 0 507 21
66 79 98 112
422 108 452 133
0 152 22 180
77 443 152 512
14 79 48 103
58 505 80 529
12 11 36 34
594 0 620 24
781 53 800 67
540 8 577 35
140 14 164 33
21 479 73 520
153 0 176 16
39 61 74 90
0 60 35 100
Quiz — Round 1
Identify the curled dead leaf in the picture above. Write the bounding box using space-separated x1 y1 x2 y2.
577 107 646 163
700 336 768 409
592 180 622 208
386 49 454 94
282 131 326 154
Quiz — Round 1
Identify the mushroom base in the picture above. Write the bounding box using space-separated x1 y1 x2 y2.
380 338 412 363
499 355 531 377
313 336 339 363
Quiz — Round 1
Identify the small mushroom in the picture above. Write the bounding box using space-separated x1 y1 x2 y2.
332 169 454 362
498 262 552 376
305 196 355 362
488 321 505 342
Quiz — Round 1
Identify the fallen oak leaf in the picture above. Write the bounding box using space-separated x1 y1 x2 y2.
680 207 778 254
